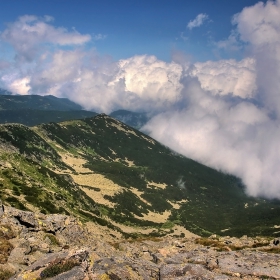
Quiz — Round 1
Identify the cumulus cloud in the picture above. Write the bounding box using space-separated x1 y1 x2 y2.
191 58 256 98
1 75 31 95
143 77 280 199
108 55 183 112
144 0 280 199
187 13 209 30
233 0 280 117
216 30 242 52
1 15 91 62
233 0 280 47
1 4 280 199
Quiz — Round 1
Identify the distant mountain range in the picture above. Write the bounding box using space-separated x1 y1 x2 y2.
110 109 150 129
0 93 148 128
0 88 12 95
0 94 83 110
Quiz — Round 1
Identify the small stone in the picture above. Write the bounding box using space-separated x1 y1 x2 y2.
206 258 219 270
51 266 85 280
273 238 280 246
38 243 50 253
142 246 149 252
0 200 4 217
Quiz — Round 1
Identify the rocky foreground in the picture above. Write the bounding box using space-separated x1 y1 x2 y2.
0 201 280 280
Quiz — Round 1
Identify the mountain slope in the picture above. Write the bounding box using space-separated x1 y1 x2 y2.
0 109 97 126
0 88 12 95
0 114 279 237
0 95 97 126
0 95 83 111
109 109 150 129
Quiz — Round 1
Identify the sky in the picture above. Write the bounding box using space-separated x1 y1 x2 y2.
1 0 280 199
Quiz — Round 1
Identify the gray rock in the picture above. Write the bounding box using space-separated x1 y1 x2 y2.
218 251 280 278
213 276 230 280
3 204 280 280
43 215 67 233
8 248 29 265
160 263 215 280
3 206 39 229
0 199 4 217
206 258 219 270
50 266 85 280
272 237 280 246
28 251 69 271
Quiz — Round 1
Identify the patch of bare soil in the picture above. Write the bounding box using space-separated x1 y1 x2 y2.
136 210 171 223
147 181 167 189
59 153 92 173
73 173 122 207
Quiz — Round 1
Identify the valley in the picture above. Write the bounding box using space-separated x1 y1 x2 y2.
0 114 279 238
0 94 280 279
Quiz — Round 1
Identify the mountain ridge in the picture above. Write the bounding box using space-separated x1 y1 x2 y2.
0 114 279 239
0 94 98 126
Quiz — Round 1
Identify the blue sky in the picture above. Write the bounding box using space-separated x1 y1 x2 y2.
0 0 262 61
1 0 280 199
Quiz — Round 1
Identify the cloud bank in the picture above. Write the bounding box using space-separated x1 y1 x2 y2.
1 1 280 199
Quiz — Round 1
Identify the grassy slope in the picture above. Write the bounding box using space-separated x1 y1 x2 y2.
0 110 97 126
0 95 82 111
0 114 279 237
0 94 97 127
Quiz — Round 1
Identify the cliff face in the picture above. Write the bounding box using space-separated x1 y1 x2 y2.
1 202 280 280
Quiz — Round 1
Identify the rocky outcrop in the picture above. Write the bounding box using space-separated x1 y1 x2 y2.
1 203 280 279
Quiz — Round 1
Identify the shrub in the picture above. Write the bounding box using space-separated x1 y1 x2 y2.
0 268 14 280
39 258 79 279
161 221 175 229
0 238 13 264
44 234 60 246
260 247 280 254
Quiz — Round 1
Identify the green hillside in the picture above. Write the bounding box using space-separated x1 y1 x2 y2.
0 109 97 126
0 95 97 126
0 95 83 111
0 114 279 237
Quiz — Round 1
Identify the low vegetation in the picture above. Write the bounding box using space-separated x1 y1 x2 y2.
195 237 271 251
0 268 14 280
38 258 80 279
0 225 15 264
0 114 280 238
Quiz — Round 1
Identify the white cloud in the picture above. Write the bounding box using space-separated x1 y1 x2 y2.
187 13 209 30
216 30 242 52
109 55 183 111
233 0 280 47
0 60 10 70
93 33 107 40
1 70 31 95
191 58 256 98
144 0 280 199
1 15 91 62
26 53 183 113
232 0 280 117
143 78 280 199
4 76 30 95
